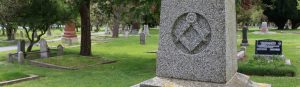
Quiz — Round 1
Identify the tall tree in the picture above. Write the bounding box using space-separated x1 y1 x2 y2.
17 0 65 52
79 0 92 56
262 0 298 30
0 0 25 40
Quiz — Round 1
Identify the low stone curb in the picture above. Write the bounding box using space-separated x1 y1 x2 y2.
29 60 79 70
0 74 39 86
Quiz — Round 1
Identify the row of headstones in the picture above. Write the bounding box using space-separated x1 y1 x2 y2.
8 39 63 64
104 24 151 36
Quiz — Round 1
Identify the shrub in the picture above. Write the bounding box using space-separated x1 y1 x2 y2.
238 59 296 77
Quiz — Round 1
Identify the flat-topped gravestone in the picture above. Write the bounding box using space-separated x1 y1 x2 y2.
254 39 285 60
39 39 49 58
20 31 24 38
255 39 282 55
143 25 150 36
157 0 237 83
133 0 270 87
17 40 26 53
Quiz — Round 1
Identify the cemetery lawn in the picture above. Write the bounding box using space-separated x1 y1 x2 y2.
0 29 298 87
35 55 115 68
0 72 29 82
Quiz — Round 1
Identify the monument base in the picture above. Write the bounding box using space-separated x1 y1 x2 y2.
132 73 271 87
254 54 285 60
62 37 78 45
240 43 249 46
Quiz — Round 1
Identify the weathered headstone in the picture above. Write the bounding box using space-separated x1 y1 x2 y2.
20 31 24 38
143 25 150 36
261 22 269 33
124 26 130 38
17 40 26 53
47 29 52 36
57 45 64 56
7 53 14 63
18 51 24 64
240 26 249 46
133 0 269 87
140 32 145 45
104 24 111 35
39 39 49 58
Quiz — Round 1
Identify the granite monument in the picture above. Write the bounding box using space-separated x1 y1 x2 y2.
133 0 270 87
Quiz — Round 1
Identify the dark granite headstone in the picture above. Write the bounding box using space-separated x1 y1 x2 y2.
255 39 282 55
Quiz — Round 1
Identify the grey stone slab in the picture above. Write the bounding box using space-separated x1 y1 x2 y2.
39 39 49 58
132 73 270 87
157 0 237 83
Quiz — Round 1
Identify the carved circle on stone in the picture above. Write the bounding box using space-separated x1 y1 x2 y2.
172 12 211 54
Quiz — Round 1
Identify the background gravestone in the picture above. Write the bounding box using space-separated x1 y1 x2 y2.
124 26 130 38
240 26 249 46
17 40 26 53
39 39 49 58
140 33 145 45
47 29 52 36
57 45 64 56
133 0 270 87
20 31 24 38
261 22 268 33
143 25 150 36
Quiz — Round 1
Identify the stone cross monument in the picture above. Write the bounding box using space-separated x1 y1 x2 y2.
133 0 270 87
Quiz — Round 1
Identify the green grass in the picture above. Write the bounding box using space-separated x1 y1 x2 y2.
35 55 113 68
0 72 29 82
0 28 299 87
238 59 297 77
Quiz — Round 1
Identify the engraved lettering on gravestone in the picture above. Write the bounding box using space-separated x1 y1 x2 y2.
172 13 211 54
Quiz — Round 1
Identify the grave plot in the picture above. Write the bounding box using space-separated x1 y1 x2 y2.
30 55 116 70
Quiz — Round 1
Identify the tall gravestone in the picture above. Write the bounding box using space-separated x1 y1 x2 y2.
17 40 26 53
39 39 49 58
140 32 146 45
20 31 24 38
143 25 150 36
133 0 270 87
241 26 249 46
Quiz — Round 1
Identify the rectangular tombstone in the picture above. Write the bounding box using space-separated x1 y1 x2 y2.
157 0 237 83
17 40 26 52
255 39 282 55
39 39 49 58
140 33 146 45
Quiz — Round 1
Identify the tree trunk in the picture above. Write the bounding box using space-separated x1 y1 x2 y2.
27 42 34 52
1 27 5 36
95 24 99 32
112 18 120 38
273 19 287 30
79 0 92 56
6 26 15 40
291 19 300 29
